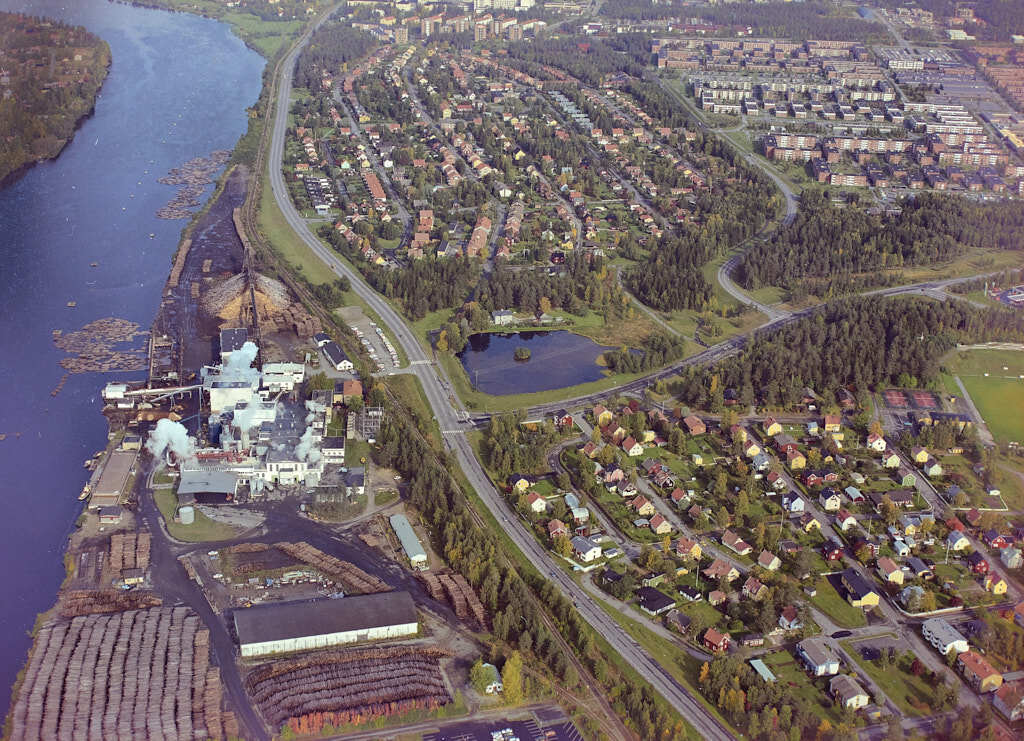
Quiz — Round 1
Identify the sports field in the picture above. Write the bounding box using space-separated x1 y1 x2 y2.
943 348 1024 445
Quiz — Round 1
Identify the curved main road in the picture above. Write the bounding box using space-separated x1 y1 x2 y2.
266 29 735 741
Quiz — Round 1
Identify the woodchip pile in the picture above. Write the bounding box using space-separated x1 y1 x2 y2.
53 318 148 374
417 570 487 628
273 542 390 594
245 645 452 732
202 272 322 337
9 606 236 741
156 151 230 220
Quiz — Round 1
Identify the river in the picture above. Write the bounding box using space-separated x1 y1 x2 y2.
0 0 263 712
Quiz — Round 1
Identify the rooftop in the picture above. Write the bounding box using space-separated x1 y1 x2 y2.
234 591 415 646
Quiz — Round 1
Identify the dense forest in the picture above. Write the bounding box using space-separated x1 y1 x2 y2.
696 2 888 41
505 37 645 86
294 22 375 90
603 332 687 374
737 191 1024 298
375 401 690 740
0 13 110 184
626 152 777 312
321 224 479 319
674 297 1024 409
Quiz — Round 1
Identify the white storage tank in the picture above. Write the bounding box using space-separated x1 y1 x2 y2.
178 505 195 525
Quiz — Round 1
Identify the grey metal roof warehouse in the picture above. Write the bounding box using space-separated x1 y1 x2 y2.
233 591 416 645
177 470 239 496
390 514 427 564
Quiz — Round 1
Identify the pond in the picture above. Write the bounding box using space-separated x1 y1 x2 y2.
458 330 613 395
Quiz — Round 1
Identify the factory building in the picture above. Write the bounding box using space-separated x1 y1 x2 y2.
177 470 240 505
234 591 418 657
390 514 428 569
219 328 249 364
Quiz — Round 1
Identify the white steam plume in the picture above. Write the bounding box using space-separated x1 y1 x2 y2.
221 341 260 384
294 426 322 463
146 418 196 463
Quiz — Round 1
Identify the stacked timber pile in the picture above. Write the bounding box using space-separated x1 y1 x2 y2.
59 590 161 618
9 607 234 741
273 542 389 594
418 570 487 628
245 646 452 734
108 532 151 576
165 238 191 294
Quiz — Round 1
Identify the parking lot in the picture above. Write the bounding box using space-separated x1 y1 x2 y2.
336 305 399 372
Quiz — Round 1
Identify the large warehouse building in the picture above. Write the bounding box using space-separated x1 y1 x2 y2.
390 513 428 569
233 591 418 657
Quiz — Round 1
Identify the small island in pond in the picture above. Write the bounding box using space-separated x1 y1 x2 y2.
513 346 531 361
0 12 111 186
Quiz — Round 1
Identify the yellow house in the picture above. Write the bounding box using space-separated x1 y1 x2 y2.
593 405 613 427
911 446 930 464
763 418 782 437
823 414 841 433
842 569 880 609
640 429 657 444
985 574 1008 595
787 449 807 470
801 514 821 533
675 537 702 561
508 475 531 492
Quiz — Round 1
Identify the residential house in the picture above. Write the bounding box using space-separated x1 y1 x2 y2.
796 637 840 676
923 458 944 478
763 417 782 436
985 574 1008 595
877 557 904 585
800 513 822 533
752 453 772 472
907 557 933 580
965 509 983 528
901 584 926 609
743 576 768 600
775 433 799 454
675 537 702 561
629 496 656 517
787 449 808 470
782 492 805 514
868 489 915 511
1001 547 1022 569
899 515 920 537
708 589 727 606
687 504 704 523
819 488 842 511
844 485 865 502
571 536 602 562
893 540 910 557
704 628 731 653
703 559 740 583
835 509 858 532
649 513 672 535
947 531 970 552
967 551 990 575
593 405 613 427
637 586 675 615
743 440 763 459
841 568 880 608
830 675 869 710
678 585 702 602
547 519 568 539
723 530 753 556
621 436 644 457
866 433 887 452
757 550 781 571
922 618 969 656
669 488 689 508
823 414 841 433
822 539 844 562
525 492 547 514
581 441 600 459
958 650 1004 693
767 471 786 491
881 452 901 468
902 472 918 487
507 474 532 492
682 415 706 435
911 446 930 464
779 605 803 631
994 681 1024 722
666 609 693 635
730 424 748 443
985 530 1011 549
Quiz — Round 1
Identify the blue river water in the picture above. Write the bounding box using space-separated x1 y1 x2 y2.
459 330 613 395
0 0 263 712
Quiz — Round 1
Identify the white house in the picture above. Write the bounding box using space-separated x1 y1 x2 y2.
572 536 602 562
1002 547 1023 569
796 638 840 676
830 675 869 710
922 618 969 656
947 531 970 552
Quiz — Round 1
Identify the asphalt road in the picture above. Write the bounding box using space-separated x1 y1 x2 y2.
267 31 736 741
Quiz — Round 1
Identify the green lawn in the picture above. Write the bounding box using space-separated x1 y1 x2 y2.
153 489 240 543
958 376 1024 445
258 175 338 285
943 348 1024 377
808 577 867 628
346 439 371 467
842 641 936 717
760 651 844 725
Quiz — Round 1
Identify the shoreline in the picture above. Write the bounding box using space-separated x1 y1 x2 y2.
0 49 111 192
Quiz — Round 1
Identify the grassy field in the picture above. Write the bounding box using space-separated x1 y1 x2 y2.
258 175 338 285
896 248 1023 285
222 11 304 58
941 348 1024 444
153 489 240 543
386 373 441 449
842 640 935 717
759 651 844 726
808 577 867 628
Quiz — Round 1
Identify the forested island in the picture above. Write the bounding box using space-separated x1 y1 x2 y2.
0 13 110 185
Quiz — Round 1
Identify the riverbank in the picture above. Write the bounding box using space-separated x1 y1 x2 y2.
0 12 111 187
